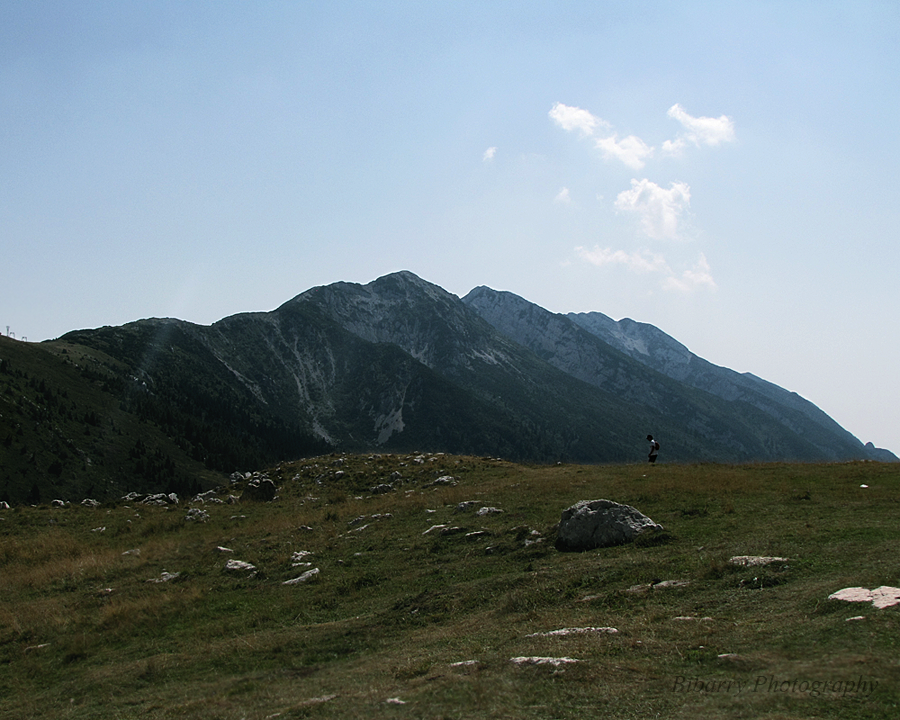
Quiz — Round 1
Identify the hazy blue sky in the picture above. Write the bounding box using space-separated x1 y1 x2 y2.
3 1 898 452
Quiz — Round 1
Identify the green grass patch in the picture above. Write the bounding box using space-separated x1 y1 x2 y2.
1 454 898 718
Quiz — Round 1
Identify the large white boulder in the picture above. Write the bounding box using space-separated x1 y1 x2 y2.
556 499 663 551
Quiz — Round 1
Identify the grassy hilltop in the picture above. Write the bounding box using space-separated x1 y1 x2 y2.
1 455 898 719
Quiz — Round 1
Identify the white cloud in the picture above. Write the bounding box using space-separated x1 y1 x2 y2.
575 247 716 293
663 253 718 292
667 104 735 147
483 146 497 161
660 137 687 157
575 246 669 273
614 179 691 240
549 102 607 136
595 134 654 170
554 187 573 205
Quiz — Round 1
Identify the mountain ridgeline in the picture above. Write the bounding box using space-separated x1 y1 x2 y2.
1 271 894 504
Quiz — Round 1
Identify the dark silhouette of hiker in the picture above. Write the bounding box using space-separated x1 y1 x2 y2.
647 434 660 463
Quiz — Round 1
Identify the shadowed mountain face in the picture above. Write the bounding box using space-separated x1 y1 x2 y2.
1 272 893 504
462 285 888 464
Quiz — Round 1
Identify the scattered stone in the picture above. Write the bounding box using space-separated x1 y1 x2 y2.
185 508 209 522
653 580 690 590
828 586 900 609
455 501 479 513
122 548 141 557
294 694 337 708
476 506 503 516
450 660 479 667
729 556 789 567
147 571 180 583
846 616 866 622
510 656 579 667
81 498 100 508
526 627 617 637
291 551 314 565
242 477 277 502
432 475 457 486
142 493 178 506
350 513 392 526
0 501 10 510
465 530 490 539
283 568 319 585
370 484 393 494
225 559 256 573
385 697 406 705
440 526 467 536
674 616 714 622
216 546 234 553
192 490 223 504
51 499 67 508
92 526 106 533
25 643 52 653
556 499 663 551
423 524 447 535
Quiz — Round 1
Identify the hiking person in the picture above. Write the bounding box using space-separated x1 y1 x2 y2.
647 434 660 463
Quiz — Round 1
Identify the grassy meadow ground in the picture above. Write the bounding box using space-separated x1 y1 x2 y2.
1 454 898 719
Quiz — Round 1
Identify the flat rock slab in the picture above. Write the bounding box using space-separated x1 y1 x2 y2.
556 499 663 551
526 627 618 637
510 656 579 667
729 555 789 567
828 586 900 609
283 568 320 585
225 559 256 572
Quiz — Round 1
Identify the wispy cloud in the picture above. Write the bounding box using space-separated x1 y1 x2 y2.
554 103 726 290
614 179 691 240
575 246 716 293
551 102 735 164
549 102 607 136
482 146 497 161
550 102 653 170
554 187 573 205
595 134 653 170
575 246 669 273
663 253 718 292
666 104 735 147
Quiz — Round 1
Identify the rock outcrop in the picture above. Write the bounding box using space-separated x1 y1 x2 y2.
242 476 277 502
555 499 663 551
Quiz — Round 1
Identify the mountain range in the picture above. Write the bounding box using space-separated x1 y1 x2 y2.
1 271 894 504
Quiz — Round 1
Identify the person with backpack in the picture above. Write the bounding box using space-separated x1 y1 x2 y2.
647 434 660 463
